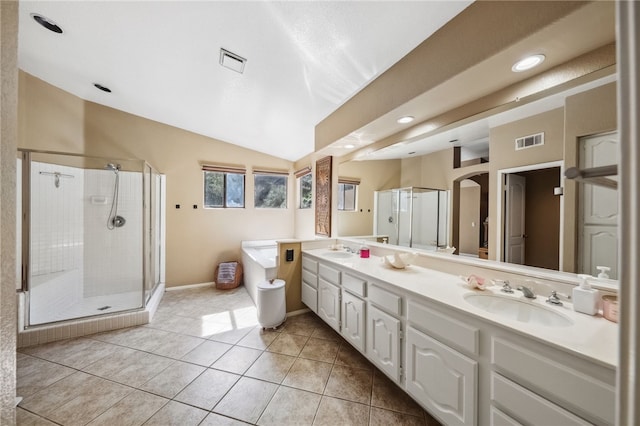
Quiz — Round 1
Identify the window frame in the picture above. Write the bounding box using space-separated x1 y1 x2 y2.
253 171 289 209
337 181 358 211
202 168 246 209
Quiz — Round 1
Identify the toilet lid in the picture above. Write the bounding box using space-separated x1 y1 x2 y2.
257 279 285 290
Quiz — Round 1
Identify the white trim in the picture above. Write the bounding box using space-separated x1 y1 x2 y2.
495 160 564 268
165 282 214 291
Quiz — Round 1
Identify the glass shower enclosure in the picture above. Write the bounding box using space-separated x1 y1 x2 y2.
17 150 163 326
374 187 449 250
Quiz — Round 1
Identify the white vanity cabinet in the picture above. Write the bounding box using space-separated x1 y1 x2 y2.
301 256 318 313
317 262 341 331
367 283 403 383
341 290 366 352
406 299 478 426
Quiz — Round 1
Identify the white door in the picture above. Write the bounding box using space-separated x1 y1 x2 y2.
367 304 401 382
341 291 366 352
317 278 340 331
504 174 526 264
579 132 618 278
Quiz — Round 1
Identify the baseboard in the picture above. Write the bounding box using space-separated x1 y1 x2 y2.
286 308 311 317
164 282 215 291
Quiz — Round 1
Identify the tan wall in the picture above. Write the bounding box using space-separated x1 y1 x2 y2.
563 82 617 272
337 159 401 236
459 184 480 255
1 1 18 422
277 242 305 312
19 72 296 287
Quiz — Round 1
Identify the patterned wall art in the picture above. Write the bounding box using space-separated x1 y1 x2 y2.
315 156 332 237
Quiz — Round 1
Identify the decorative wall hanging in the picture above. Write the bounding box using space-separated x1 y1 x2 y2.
315 156 332 237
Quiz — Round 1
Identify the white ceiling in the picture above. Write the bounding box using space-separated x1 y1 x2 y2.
18 1 472 162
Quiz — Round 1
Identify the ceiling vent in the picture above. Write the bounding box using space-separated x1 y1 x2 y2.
515 132 544 150
219 48 247 74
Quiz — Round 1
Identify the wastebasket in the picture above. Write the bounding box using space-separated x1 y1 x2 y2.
256 279 286 329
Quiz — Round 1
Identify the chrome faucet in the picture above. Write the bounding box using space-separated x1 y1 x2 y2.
497 280 514 294
546 290 563 306
517 285 536 299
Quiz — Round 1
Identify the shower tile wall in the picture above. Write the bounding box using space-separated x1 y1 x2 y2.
84 170 143 298
30 162 85 312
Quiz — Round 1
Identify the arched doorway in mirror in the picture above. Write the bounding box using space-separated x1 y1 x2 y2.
452 173 489 259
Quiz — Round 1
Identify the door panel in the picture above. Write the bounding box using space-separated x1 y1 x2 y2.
504 174 526 264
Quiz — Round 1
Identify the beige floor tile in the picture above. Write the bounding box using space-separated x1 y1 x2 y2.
324 364 373 404
17 354 75 397
87 350 175 387
147 332 206 359
310 322 342 341
244 351 296 383
20 337 123 370
200 412 249 426
299 337 340 363
369 406 426 426
139 360 205 398
90 326 170 352
282 358 332 393
174 368 240 410
371 370 423 417
16 407 57 425
237 327 279 350
21 372 133 425
180 339 232 366
213 376 278 424
267 333 309 356
335 343 374 371
313 396 370 426
212 345 262 374
281 319 317 337
81 345 139 377
208 326 254 344
425 410 442 426
257 386 321 426
86 390 168 426
143 400 208 425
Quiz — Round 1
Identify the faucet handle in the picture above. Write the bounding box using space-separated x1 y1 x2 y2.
546 290 564 306
497 280 514 294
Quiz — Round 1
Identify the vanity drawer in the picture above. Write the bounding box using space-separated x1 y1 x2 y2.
490 373 589 426
407 299 478 355
368 283 401 316
302 269 317 289
302 256 318 273
301 282 317 313
318 263 341 285
490 406 522 426
342 272 366 297
492 337 615 425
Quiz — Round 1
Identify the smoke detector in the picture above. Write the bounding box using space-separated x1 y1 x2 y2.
220 48 247 74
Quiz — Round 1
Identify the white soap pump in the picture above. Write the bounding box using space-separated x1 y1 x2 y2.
596 266 610 279
572 274 600 315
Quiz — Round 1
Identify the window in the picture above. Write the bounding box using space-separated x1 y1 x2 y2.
254 171 288 208
337 178 359 211
296 167 312 209
203 165 245 208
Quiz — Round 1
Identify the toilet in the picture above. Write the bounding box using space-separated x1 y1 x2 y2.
256 279 286 329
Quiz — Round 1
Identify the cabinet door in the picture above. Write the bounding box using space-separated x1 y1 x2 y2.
301 282 317 313
406 326 477 426
341 291 365 352
367 304 401 382
318 278 340 331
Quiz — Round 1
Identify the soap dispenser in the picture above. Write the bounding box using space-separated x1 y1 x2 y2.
596 266 611 279
572 274 599 315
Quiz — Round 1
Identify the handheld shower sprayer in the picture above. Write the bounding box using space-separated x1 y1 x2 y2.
106 162 125 229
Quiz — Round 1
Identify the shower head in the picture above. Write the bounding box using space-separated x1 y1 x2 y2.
105 163 121 173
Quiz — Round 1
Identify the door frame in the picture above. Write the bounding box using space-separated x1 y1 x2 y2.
495 160 564 269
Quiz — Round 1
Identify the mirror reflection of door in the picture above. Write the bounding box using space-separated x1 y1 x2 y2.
503 167 561 269
458 174 489 258
578 131 618 279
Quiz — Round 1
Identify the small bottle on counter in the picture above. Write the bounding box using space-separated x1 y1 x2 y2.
572 274 600 315
360 245 370 258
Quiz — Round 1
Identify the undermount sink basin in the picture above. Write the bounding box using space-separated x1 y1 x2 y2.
464 293 573 327
322 251 354 259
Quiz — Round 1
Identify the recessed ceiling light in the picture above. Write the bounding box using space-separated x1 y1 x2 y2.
94 83 112 93
512 54 545 72
31 13 63 34
397 116 414 124
344 144 355 149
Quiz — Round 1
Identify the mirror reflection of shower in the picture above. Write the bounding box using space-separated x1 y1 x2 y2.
106 163 126 229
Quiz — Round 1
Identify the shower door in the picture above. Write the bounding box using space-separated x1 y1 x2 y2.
22 151 146 326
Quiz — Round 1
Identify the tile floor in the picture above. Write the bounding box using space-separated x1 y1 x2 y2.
16 285 441 426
